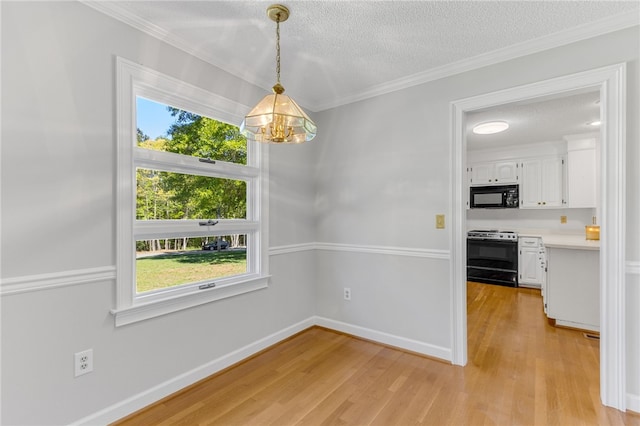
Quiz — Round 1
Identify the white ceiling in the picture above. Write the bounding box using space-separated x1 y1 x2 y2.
86 1 637 147
466 89 601 150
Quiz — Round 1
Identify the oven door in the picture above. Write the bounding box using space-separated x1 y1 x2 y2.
467 238 518 287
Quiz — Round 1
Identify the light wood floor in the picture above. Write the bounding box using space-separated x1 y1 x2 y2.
115 282 639 425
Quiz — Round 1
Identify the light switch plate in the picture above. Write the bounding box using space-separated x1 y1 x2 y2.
436 214 445 229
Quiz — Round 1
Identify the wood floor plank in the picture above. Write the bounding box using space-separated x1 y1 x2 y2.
114 282 640 426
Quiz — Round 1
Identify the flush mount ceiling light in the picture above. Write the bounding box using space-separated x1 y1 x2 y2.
472 121 509 135
589 120 602 126
240 4 317 144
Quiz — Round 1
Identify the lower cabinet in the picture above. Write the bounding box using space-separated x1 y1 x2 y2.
546 247 599 332
518 237 545 288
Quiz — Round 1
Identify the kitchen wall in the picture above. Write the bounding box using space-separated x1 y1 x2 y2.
467 207 597 233
1 2 639 424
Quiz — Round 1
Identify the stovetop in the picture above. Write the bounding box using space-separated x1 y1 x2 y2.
467 229 518 240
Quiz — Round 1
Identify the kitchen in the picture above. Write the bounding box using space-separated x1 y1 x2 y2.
466 89 601 333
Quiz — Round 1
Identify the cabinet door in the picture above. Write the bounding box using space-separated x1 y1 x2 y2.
494 161 518 184
469 163 494 186
520 157 564 208
567 148 596 208
541 157 564 207
519 247 541 285
520 160 541 208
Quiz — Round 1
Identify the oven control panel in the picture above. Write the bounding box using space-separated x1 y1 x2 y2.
467 230 518 240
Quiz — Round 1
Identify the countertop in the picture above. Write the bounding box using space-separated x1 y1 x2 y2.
516 230 600 251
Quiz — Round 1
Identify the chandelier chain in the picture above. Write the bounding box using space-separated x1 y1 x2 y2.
275 19 281 83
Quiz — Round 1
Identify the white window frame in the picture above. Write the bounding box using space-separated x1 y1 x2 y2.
113 57 269 326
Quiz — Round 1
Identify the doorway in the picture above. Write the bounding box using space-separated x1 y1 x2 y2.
450 64 627 410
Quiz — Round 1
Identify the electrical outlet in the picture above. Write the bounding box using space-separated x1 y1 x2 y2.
74 349 93 377
560 215 567 224
344 287 351 301
436 214 445 229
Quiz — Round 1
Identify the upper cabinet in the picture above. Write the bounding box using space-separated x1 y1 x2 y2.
467 136 598 210
520 156 564 208
565 138 597 208
468 161 518 186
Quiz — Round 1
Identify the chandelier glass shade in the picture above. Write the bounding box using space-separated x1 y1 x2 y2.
240 4 317 144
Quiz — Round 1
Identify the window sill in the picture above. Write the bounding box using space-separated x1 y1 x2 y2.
111 275 270 327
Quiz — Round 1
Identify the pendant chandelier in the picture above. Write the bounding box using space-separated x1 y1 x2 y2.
240 4 317 144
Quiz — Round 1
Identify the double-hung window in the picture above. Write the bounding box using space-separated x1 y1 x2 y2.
114 58 269 326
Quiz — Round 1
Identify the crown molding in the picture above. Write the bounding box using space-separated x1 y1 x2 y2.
315 12 639 111
81 2 638 112
80 0 272 94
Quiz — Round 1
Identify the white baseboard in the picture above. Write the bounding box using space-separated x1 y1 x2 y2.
72 316 452 424
628 392 640 414
314 316 452 362
554 319 599 333
71 317 316 426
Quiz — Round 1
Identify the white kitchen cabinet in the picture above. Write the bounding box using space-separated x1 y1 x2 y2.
468 161 518 186
520 156 564 208
546 247 599 332
566 138 597 208
518 237 544 288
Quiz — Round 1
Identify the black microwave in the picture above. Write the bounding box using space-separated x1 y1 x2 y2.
470 184 519 209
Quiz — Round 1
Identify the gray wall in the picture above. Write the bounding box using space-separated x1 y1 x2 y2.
1 2 638 424
313 25 640 407
1 2 316 424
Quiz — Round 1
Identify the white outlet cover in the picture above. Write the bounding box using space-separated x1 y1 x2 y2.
74 349 93 377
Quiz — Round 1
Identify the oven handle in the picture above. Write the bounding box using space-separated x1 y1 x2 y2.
467 265 517 273
467 238 518 243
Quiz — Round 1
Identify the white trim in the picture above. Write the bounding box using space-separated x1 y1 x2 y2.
82 2 639 112
451 63 627 410
70 315 452 424
599 62 627 411
554 319 599 333
315 317 451 361
134 148 260 180
1 255 633 298
0 266 116 296
133 220 259 240
315 242 450 259
628 393 640 414
111 275 269 327
70 317 316 426
83 1 275 106
450 100 468 366
269 243 316 256
115 57 270 326
626 261 640 275
318 14 638 111
0 242 452 297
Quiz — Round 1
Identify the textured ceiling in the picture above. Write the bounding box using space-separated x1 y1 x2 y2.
88 1 639 111
87 1 637 147
466 90 601 150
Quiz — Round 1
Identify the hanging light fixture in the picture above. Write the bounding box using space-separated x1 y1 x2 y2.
240 4 317 144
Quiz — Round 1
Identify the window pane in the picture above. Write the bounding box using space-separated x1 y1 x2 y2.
136 234 248 294
136 168 246 220
136 97 247 165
